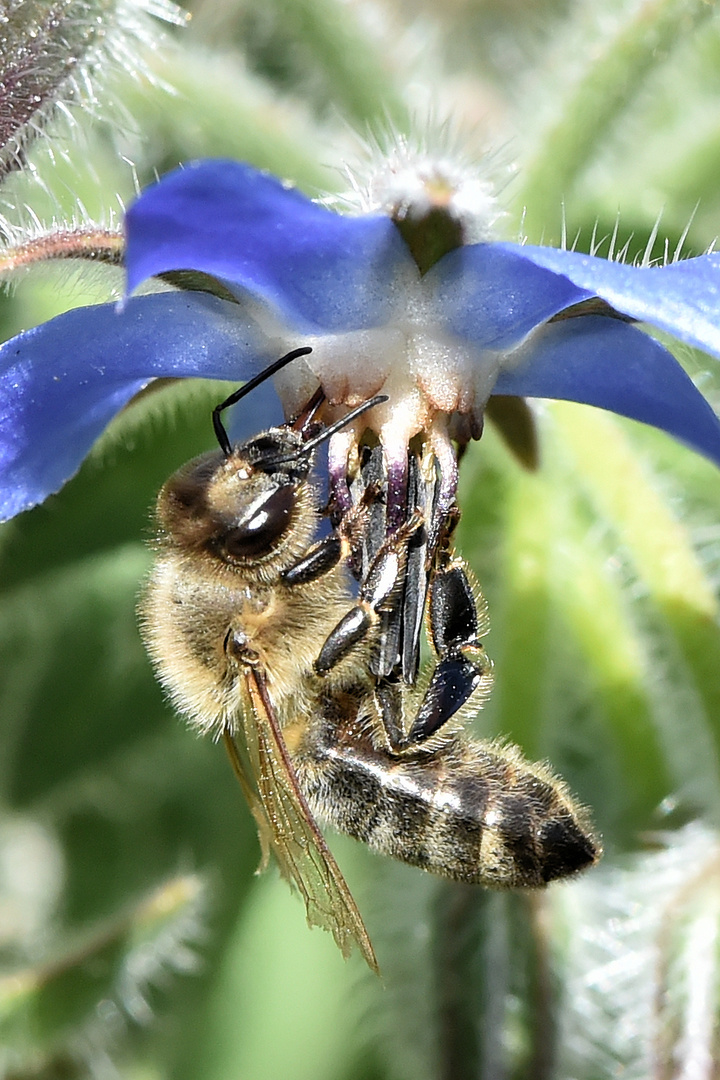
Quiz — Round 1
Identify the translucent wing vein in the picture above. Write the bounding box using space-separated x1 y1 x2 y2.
223 669 378 973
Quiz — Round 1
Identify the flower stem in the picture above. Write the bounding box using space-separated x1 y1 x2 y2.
0 228 124 274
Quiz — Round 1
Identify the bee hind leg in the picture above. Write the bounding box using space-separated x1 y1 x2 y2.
399 561 492 749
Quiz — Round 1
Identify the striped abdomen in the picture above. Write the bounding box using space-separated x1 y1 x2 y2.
295 717 599 888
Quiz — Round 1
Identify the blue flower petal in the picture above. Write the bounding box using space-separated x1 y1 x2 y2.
125 160 416 334
498 244 720 358
0 291 283 520
493 315 720 466
427 244 592 349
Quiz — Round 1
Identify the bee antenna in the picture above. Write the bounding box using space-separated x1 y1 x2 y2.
266 395 389 466
212 346 313 456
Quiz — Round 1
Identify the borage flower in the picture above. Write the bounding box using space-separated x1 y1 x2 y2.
2 154 720 523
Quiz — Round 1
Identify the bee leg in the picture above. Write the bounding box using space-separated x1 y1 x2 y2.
345 444 404 678
401 562 491 747
314 516 422 676
398 450 432 685
282 491 379 587
349 445 437 685
373 677 406 749
281 533 343 586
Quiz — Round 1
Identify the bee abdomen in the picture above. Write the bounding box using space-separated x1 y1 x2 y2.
295 730 599 888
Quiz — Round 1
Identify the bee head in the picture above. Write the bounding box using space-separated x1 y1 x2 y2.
156 431 312 565
155 346 387 566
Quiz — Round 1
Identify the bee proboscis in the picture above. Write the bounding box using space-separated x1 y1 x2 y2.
141 348 599 971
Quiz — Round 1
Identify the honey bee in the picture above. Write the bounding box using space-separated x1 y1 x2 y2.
141 348 600 972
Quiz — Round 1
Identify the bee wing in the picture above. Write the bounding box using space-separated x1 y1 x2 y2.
223 667 379 974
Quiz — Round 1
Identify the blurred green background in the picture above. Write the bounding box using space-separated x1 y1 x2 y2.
2 0 720 1076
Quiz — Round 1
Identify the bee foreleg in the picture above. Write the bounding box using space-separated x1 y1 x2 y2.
281 533 343 586
283 492 381 588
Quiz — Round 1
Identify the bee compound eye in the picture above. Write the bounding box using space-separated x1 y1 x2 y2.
222 484 296 559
